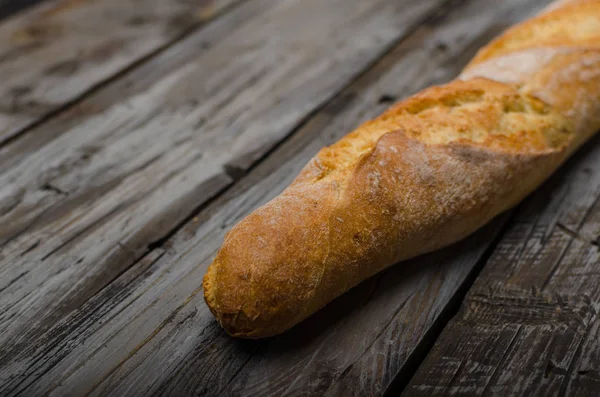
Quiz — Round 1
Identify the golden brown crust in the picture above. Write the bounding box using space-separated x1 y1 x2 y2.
470 1 600 65
203 0 600 338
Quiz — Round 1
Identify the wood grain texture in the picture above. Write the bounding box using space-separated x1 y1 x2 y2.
403 129 600 395
0 0 243 145
0 0 275 368
0 0 552 395
0 0 455 393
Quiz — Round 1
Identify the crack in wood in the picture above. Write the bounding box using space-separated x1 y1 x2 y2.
546 359 568 379
446 358 466 390
540 224 582 292
0 270 29 295
480 325 524 396
19 239 40 257
378 94 397 105
577 368 600 380
556 222 600 248
40 182 68 196
558 319 596 397
222 163 246 181
463 291 595 328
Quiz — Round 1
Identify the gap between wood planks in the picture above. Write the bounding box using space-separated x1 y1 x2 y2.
382 212 518 397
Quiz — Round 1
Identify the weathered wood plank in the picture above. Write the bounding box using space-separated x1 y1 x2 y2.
0 0 277 362
0 0 243 146
403 135 600 394
0 0 550 395
0 0 453 387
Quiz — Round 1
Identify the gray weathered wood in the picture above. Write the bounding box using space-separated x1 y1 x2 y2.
0 0 243 145
0 0 552 395
0 0 452 386
403 135 600 394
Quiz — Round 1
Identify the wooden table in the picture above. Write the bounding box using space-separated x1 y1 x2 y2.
1 0 599 396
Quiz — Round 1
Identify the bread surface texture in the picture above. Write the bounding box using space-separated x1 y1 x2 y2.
204 0 600 338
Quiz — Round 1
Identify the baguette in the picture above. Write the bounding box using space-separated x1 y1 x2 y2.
204 0 600 338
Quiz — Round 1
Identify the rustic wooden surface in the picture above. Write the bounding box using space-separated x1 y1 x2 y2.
403 137 600 395
0 0 450 363
0 0 242 145
0 0 598 396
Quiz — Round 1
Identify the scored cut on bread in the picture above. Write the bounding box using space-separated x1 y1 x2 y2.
204 0 600 338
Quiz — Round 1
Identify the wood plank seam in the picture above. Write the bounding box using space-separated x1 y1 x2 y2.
480 325 525 395
383 212 517 397
556 223 600 248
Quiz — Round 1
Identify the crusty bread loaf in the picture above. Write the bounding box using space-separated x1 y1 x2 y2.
204 0 600 338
